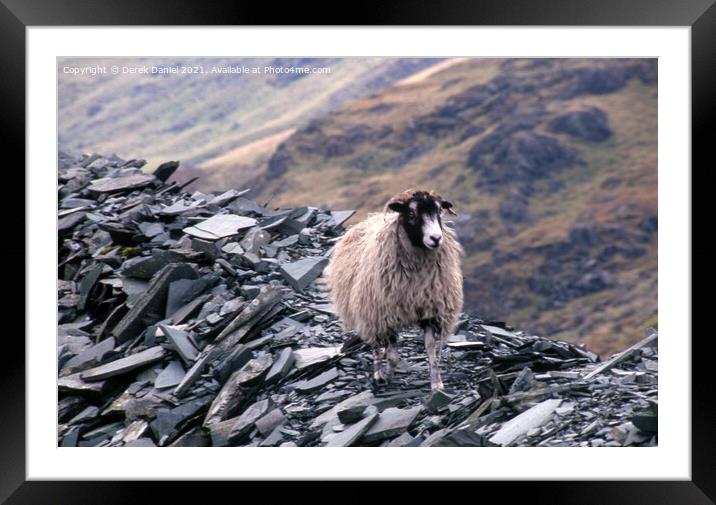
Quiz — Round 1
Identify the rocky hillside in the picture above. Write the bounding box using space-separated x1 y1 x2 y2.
256 58 658 355
57 153 657 448
58 57 441 190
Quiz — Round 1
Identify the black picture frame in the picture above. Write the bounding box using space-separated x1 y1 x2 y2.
2 0 712 503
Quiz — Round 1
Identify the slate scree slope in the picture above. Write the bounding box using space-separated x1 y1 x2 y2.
57 152 658 447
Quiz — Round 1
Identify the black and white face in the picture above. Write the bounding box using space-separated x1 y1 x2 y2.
388 191 454 250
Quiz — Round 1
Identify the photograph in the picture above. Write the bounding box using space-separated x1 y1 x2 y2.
56 56 659 448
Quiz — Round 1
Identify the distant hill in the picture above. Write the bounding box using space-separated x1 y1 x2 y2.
58 57 442 190
253 58 657 355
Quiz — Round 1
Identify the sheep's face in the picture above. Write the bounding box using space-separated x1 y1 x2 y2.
386 190 456 250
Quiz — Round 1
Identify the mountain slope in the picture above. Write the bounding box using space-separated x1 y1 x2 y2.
255 58 658 355
58 57 442 190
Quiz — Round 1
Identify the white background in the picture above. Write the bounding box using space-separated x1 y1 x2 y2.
28 27 690 480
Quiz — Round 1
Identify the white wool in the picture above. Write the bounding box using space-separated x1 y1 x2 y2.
326 212 464 346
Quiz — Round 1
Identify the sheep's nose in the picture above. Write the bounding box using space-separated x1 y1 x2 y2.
430 235 442 245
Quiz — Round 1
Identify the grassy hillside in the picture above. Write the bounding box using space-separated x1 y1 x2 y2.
255 58 657 355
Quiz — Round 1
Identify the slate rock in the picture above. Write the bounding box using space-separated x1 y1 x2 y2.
80 346 168 382
183 214 257 240
154 359 185 389
112 263 197 343
293 367 339 393
121 251 184 279
279 256 328 291
361 406 423 443
330 210 356 228
325 412 379 447
88 173 156 193
424 389 454 414
228 398 273 441
255 408 286 437
265 347 295 385
68 405 100 425
159 324 198 366
153 160 179 182
204 354 273 426
63 337 116 371
293 346 342 370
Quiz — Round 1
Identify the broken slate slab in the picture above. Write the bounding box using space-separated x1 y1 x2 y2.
310 391 375 431
63 336 116 370
80 345 168 382
279 256 328 291
361 406 423 444
183 214 257 240
88 173 156 193
265 347 296 385
121 251 184 279
77 263 104 312
158 324 198 366
293 367 339 393
203 354 273 426
228 399 273 441
424 389 454 414
325 412 379 447
153 160 179 182
112 263 197 343
330 210 356 228
255 408 286 437
58 372 108 396
154 359 185 389
293 346 342 370
489 399 562 446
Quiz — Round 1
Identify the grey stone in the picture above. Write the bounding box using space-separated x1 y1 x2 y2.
293 346 342 370
63 336 116 370
159 325 198 365
361 406 423 443
279 256 328 291
68 405 100 425
204 354 273 426
325 412 379 447
153 160 180 182
228 399 273 441
183 214 257 240
272 235 299 248
88 173 156 193
154 359 185 389
424 389 454 414
138 222 165 238
489 399 562 446
121 251 184 279
265 347 295 385
240 227 271 254
293 367 339 393
330 210 355 227
77 263 104 311
112 263 197 343
80 346 168 382
255 408 286 437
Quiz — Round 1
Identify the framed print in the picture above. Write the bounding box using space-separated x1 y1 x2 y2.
3 0 714 503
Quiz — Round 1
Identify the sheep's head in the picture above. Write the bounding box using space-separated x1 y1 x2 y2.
385 189 456 250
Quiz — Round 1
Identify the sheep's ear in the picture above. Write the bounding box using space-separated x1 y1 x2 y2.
441 200 457 216
387 201 406 213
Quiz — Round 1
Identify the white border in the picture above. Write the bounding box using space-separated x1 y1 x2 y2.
28 27 690 480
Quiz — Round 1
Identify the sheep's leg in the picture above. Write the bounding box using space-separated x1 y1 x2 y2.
372 346 389 385
422 320 444 390
384 332 400 382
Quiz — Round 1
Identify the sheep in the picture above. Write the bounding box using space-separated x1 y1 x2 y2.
326 189 464 390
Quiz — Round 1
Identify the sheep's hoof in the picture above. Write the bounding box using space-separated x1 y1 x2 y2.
372 370 390 386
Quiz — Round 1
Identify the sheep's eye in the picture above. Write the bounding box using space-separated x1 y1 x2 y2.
408 211 417 220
